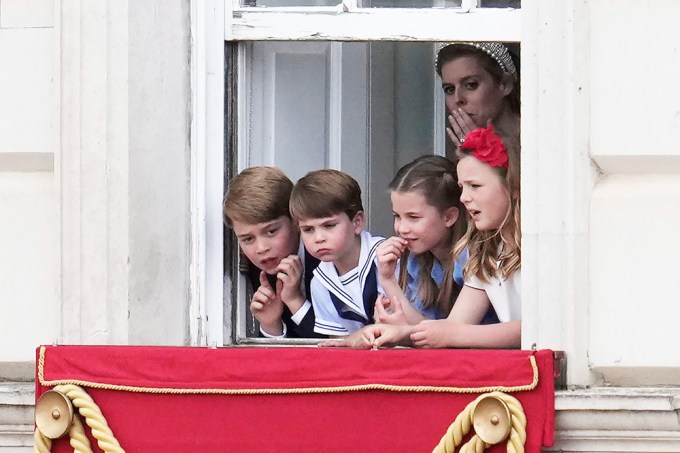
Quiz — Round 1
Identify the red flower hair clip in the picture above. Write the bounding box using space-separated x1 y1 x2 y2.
460 125 508 168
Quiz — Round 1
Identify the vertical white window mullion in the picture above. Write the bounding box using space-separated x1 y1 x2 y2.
225 0 234 40
342 0 358 12
190 0 208 347
205 0 226 348
238 42 252 171
432 44 446 157
235 41 251 341
328 42 343 169
191 0 226 346
461 0 475 13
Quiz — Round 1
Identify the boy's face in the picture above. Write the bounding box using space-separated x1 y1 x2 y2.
297 212 364 274
232 216 298 275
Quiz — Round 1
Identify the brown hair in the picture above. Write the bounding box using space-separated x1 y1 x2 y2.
290 169 363 221
454 131 521 283
390 155 466 315
223 166 293 227
436 43 520 116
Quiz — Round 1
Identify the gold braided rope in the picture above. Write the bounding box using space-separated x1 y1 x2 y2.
432 391 527 453
38 346 539 395
68 414 93 453
35 415 93 453
34 428 51 453
459 435 487 453
33 384 125 453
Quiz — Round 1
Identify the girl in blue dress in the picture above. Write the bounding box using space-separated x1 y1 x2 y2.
374 155 498 325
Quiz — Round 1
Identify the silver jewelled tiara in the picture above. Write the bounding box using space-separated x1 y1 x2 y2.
435 42 517 75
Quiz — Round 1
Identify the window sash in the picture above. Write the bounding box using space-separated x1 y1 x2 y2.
225 0 520 343
232 0 476 13
227 8 520 42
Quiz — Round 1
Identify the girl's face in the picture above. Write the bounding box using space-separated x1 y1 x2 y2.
391 190 458 262
441 56 511 128
232 216 298 274
457 156 510 232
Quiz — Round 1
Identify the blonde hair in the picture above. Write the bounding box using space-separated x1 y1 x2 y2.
290 169 363 221
223 166 293 227
454 133 521 283
391 155 466 315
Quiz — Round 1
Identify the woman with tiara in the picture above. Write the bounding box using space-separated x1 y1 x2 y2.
435 42 520 147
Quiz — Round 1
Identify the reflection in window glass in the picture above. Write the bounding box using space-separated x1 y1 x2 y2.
359 0 461 7
479 0 520 7
240 0 341 6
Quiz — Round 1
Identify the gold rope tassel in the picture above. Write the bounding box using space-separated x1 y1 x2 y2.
34 384 125 453
432 391 526 453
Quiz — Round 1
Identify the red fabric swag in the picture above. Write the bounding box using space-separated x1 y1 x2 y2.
36 346 555 452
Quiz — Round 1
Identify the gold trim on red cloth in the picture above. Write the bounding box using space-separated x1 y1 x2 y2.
38 346 539 395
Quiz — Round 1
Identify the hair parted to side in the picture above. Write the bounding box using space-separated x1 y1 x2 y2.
436 43 520 116
390 155 467 316
290 169 364 221
223 166 293 227
454 130 521 284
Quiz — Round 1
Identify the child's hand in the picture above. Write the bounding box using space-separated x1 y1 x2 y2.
276 255 304 308
370 323 413 348
376 236 407 282
374 294 408 325
409 319 455 349
250 271 284 335
318 328 374 349
446 108 479 147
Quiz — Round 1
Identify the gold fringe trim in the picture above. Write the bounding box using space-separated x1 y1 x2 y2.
38 346 539 395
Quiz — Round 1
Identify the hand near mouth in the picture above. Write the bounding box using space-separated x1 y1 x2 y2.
275 255 305 314
376 236 408 282
447 108 478 147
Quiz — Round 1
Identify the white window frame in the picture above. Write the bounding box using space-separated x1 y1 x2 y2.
229 2 521 42
193 0 530 348
190 0 228 347
221 0 521 347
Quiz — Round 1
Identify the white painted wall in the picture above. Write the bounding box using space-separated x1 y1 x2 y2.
0 0 57 364
0 0 192 367
0 173 57 362
587 0 680 386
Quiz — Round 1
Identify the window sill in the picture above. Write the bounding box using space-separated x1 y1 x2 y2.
0 382 34 449
551 387 680 452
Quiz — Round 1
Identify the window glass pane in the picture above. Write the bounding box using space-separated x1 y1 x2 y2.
230 40 521 340
240 0 341 6
478 0 520 7
358 0 461 7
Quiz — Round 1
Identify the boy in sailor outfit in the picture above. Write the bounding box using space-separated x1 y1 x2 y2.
290 169 385 336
